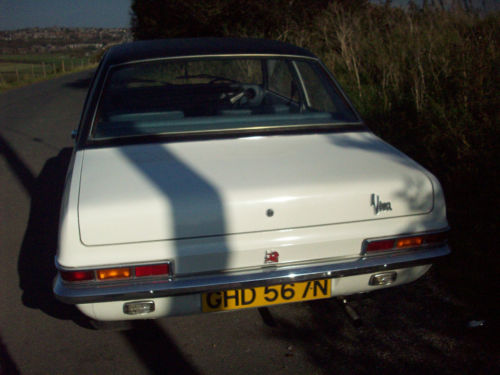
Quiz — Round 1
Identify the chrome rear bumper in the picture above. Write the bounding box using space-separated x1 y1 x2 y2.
54 245 450 304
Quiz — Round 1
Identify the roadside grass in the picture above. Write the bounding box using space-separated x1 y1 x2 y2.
0 53 93 64
0 62 34 72
0 53 97 92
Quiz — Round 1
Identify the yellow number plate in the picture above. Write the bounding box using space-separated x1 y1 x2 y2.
202 279 331 312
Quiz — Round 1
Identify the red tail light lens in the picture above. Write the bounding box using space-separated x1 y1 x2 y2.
135 264 169 277
60 270 94 282
365 239 395 252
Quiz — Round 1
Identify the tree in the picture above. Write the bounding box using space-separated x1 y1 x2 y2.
130 0 343 40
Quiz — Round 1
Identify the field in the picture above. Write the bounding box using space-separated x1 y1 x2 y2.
0 54 96 91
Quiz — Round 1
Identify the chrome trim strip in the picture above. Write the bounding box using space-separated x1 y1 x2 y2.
53 245 450 304
110 54 319 69
290 60 311 107
90 122 363 142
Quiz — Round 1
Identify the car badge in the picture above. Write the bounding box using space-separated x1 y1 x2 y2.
371 194 392 215
265 250 279 264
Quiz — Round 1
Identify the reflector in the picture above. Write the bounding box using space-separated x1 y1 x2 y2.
60 270 94 282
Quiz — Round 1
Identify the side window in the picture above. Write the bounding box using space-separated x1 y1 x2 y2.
295 61 336 112
267 60 299 101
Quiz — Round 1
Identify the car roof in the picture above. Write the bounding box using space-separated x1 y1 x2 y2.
103 38 317 66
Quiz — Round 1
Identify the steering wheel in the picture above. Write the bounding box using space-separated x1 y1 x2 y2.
230 84 263 106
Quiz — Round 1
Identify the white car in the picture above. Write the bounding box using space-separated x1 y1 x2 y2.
53 38 450 323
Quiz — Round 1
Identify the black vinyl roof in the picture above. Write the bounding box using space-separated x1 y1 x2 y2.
103 38 317 66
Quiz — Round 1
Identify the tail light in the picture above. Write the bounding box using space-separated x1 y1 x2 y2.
364 231 448 253
59 262 171 283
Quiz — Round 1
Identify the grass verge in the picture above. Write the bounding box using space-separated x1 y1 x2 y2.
0 54 97 93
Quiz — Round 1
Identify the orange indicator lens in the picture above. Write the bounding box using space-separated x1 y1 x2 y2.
97 267 131 280
396 236 423 248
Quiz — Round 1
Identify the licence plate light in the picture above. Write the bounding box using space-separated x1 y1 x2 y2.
369 272 397 286
123 301 155 315
97 267 131 280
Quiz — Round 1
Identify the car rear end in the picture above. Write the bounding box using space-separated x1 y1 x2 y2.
54 133 449 321
53 39 450 322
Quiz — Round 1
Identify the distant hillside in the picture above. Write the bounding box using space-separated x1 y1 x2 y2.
0 27 132 55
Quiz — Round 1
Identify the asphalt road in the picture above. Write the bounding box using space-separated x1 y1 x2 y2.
0 71 497 375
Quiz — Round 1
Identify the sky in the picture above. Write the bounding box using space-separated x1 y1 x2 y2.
0 0 132 30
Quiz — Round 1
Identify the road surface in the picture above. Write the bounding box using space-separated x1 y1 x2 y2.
0 71 497 374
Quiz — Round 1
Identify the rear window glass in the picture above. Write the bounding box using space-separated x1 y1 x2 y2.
92 56 359 139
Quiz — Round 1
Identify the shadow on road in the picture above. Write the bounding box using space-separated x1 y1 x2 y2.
0 333 20 375
0 134 36 196
264 271 498 375
63 71 94 90
123 320 199 375
14 145 84 322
